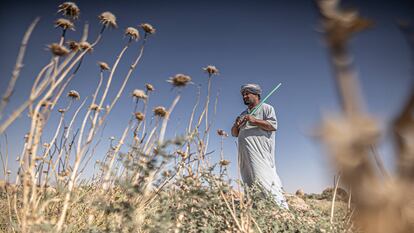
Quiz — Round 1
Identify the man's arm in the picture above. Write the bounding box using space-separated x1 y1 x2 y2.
244 115 276 131
231 116 242 137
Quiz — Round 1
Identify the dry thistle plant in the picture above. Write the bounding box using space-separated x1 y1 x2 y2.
57 2 80 20
125 27 140 41
167 73 192 87
0 1 363 233
98 11 117 29
54 18 75 31
317 0 414 232
140 23 156 35
153 106 167 118
132 89 148 100
145 83 155 92
97 61 110 71
48 43 70 56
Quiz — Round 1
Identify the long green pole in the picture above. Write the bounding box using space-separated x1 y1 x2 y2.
249 83 282 115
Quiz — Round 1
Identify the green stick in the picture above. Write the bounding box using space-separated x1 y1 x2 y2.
249 83 282 115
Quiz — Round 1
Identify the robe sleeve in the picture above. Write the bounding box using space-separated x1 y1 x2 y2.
263 105 277 130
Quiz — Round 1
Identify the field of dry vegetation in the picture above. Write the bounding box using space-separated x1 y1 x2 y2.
0 1 413 232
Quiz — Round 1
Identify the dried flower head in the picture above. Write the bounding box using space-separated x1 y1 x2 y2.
57 2 80 19
145 83 154 92
203 65 219 75
97 61 110 71
99 11 117 28
79 41 92 52
153 106 167 117
134 112 145 121
176 150 188 159
67 40 80 51
219 159 230 166
58 108 66 113
125 27 140 41
217 129 228 137
318 0 372 48
55 18 75 30
140 23 156 34
167 74 192 87
49 43 70 56
67 90 80 99
132 89 148 100
90 103 100 111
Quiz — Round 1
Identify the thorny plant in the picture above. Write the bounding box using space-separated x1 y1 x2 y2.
0 2 263 232
317 0 414 233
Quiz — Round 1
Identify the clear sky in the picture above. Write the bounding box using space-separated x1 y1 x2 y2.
0 0 413 193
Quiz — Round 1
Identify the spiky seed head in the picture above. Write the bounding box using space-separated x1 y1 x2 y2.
49 43 70 56
132 89 148 99
98 61 110 71
67 90 80 99
167 74 192 87
125 27 140 41
90 103 100 111
145 83 154 92
134 112 145 121
55 18 75 30
203 65 219 75
57 2 80 20
219 159 230 166
99 11 117 28
67 41 80 51
153 106 167 117
217 129 228 137
140 23 156 34
79 41 92 52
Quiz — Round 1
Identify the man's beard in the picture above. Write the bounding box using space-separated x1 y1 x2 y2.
243 99 250 105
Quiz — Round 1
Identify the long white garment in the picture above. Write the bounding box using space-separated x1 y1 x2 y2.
237 103 288 209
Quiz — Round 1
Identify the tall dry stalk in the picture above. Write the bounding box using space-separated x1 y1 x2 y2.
317 0 414 232
0 18 40 120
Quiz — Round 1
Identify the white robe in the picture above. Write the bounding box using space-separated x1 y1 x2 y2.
237 103 288 209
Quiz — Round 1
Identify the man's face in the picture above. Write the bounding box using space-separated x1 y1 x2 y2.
242 91 258 105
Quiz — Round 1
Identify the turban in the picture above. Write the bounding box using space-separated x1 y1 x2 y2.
240 83 262 95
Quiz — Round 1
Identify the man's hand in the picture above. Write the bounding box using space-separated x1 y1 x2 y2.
233 116 243 128
231 116 243 137
243 115 276 131
243 115 257 125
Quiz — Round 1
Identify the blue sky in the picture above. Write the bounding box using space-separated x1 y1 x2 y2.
0 0 413 193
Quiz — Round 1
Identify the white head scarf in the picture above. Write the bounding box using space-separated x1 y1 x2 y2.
240 83 262 95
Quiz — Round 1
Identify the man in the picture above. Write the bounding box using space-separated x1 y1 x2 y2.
231 83 288 209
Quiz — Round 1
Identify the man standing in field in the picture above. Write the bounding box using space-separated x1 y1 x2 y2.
231 83 288 209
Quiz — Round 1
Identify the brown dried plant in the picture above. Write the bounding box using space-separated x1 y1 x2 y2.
317 1 414 233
